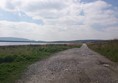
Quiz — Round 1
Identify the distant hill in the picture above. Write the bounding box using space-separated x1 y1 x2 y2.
50 40 104 43
0 37 31 42
0 37 105 43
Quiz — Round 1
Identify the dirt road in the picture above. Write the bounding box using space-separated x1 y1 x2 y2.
17 44 118 83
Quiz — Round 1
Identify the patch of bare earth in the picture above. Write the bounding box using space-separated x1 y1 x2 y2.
17 44 118 83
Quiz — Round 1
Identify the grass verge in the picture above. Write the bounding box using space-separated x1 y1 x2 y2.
0 44 80 83
88 40 118 62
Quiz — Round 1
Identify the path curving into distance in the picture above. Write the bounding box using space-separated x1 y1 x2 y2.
17 44 118 83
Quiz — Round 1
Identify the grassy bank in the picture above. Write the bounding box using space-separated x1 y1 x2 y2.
88 40 118 62
0 44 80 83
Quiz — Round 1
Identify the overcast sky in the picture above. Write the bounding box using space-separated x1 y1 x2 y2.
0 0 118 41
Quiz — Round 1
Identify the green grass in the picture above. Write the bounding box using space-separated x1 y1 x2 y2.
0 44 80 83
88 40 118 62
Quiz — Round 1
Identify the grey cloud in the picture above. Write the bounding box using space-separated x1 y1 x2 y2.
25 1 67 12
5 1 15 10
2 0 21 11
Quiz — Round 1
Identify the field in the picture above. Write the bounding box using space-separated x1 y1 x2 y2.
0 44 80 83
88 40 118 62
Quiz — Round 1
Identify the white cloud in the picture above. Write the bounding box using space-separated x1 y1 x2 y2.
0 20 117 41
0 0 7 9
0 0 118 40
82 0 118 26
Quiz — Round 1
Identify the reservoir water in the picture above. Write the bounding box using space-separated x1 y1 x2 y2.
0 42 48 46
0 42 68 46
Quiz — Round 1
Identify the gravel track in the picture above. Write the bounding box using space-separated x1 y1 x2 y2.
17 44 118 83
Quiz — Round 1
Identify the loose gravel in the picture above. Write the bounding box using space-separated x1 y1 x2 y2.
17 44 118 83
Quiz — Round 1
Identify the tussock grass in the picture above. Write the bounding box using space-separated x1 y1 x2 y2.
0 44 80 83
88 40 118 62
